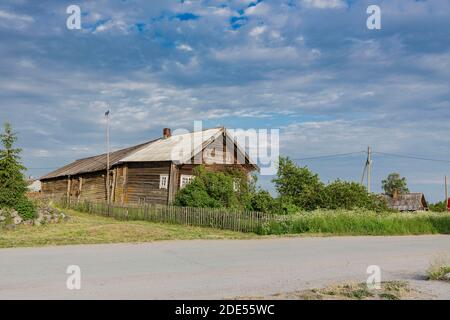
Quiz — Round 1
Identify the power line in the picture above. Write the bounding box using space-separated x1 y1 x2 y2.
292 151 365 161
25 150 450 173
291 150 450 164
373 152 450 164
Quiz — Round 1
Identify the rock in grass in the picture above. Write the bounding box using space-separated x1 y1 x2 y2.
1 204 68 228
13 216 23 225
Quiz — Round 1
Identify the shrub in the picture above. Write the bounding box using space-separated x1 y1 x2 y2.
324 180 388 212
429 201 447 212
174 178 223 208
248 189 276 213
272 197 302 215
174 166 250 209
272 157 326 210
271 157 388 212
14 197 37 220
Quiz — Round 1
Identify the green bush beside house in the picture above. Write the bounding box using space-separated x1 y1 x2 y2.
173 157 389 214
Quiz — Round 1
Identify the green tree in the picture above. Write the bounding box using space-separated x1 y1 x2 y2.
324 179 387 211
174 166 251 209
382 173 409 196
0 122 28 207
248 189 276 213
324 180 370 210
272 157 326 210
429 201 447 212
0 122 36 219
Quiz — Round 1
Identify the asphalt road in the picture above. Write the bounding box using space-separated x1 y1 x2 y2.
0 235 449 299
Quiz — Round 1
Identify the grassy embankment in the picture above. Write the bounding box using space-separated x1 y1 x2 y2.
0 209 254 248
1 206 448 248
62 199 450 236
258 210 450 236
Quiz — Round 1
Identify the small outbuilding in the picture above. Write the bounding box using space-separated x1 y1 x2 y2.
381 193 428 212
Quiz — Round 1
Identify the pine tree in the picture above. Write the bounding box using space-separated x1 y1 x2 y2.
0 122 28 208
382 173 409 197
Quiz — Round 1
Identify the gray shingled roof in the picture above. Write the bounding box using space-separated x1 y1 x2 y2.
40 127 258 180
40 141 154 180
381 193 428 211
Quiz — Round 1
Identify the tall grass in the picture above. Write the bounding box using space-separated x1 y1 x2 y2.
257 210 450 235
54 198 450 236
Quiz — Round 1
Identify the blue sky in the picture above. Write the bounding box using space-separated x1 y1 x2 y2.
0 0 449 202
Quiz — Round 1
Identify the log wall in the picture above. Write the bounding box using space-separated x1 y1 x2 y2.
125 162 171 205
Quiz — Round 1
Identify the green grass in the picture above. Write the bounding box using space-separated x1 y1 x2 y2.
0 209 256 248
257 210 450 236
1 207 448 249
312 281 413 300
427 255 450 281
235 281 416 300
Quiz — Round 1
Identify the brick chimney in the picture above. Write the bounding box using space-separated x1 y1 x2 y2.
163 128 172 139
392 189 399 200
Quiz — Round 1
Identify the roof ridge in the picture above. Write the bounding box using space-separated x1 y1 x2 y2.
40 127 226 180
88 127 222 161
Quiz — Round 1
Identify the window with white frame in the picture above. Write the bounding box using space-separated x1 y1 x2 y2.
180 174 194 188
159 174 169 189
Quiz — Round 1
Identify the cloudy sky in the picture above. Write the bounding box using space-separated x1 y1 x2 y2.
0 0 449 202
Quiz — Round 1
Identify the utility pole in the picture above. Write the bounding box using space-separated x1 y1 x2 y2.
367 146 372 193
445 175 448 205
360 146 372 193
105 110 110 204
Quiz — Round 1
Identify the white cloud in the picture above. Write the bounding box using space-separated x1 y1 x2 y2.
0 9 34 29
249 26 266 37
17 59 36 69
1 0 449 201
213 45 302 63
176 43 194 52
0 10 34 22
301 0 346 9
245 2 270 16
281 117 450 158
93 19 128 34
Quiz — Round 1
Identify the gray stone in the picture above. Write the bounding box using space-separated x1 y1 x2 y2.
10 210 19 218
13 216 23 225
1 205 68 228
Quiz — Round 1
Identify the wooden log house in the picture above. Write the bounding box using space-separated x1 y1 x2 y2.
40 127 259 205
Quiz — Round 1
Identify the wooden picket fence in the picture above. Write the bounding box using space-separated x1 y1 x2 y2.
57 198 273 233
